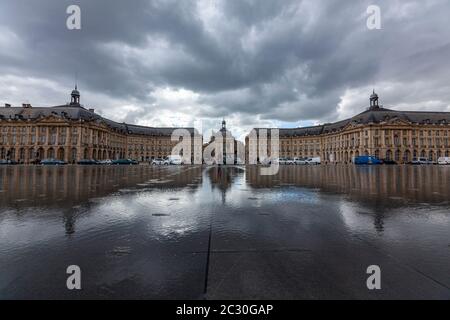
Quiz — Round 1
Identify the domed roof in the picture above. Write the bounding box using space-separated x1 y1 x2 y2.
71 85 80 96
370 90 378 99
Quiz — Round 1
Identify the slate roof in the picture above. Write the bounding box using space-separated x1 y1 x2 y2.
0 103 196 136
250 105 450 137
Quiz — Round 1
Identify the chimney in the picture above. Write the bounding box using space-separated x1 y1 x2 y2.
88 108 95 113
5 103 11 108
22 103 31 108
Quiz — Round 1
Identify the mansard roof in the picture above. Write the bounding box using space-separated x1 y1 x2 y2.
0 104 196 136
250 106 450 138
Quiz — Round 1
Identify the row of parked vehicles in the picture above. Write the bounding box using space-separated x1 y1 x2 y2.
37 156 182 166
2 155 450 166
261 157 321 165
37 158 139 165
353 155 450 165
150 155 183 165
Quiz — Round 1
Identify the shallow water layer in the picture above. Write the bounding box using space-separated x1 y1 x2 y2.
0 165 449 299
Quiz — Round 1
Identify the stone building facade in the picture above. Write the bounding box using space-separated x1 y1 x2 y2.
246 92 450 163
0 87 202 163
203 120 244 164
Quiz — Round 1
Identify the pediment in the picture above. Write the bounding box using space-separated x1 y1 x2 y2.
385 117 411 126
36 114 69 123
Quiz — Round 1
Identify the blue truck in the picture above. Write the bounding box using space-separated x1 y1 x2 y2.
353 156 383 165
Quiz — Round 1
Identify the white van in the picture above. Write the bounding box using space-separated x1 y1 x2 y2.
305 157 321 165
437 157 450 165
165 155 183 165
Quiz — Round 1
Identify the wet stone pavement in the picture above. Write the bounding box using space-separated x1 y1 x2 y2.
0 165 449 299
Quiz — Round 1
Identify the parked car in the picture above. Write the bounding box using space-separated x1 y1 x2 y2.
382 159 397 165
437 157 450 165
77 159 99 165
294 157 307 165
151 158 165 165
285 158 295 165
41 158 67 165
265 157 279 165
278 158 288 165
98 159 113 165
410 157 434 165
0 159 18 165
112 159 138 165
165 155 183 165
259 157 272 165
354 156 382 165
305 157 321 165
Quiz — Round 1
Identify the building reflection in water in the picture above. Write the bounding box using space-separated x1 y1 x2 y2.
245 165 450 233
207 165 245 204
0 165 203 234
0 165 202 206
245 165 450 204
1 164 449 236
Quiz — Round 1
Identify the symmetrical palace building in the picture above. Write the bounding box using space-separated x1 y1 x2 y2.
0 87 202 163
246 92 450 163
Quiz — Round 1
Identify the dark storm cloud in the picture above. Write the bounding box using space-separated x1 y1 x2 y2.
0 0 450 130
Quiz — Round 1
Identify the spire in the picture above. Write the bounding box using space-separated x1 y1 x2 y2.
221 118 226 130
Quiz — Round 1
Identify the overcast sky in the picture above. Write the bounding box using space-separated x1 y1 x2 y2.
1 0 449 141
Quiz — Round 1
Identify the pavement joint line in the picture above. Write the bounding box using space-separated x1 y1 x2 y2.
203 220 213 297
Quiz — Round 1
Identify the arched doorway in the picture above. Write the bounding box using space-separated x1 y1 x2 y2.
19 148 25 163
83 148 89 159
28 148 35 163
57 148 65 161
36 148 44 161
71 148 77 163
395 149 401 162
8 148 16 160
403 150 411 163
386 150 392 161
47 148 55 159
